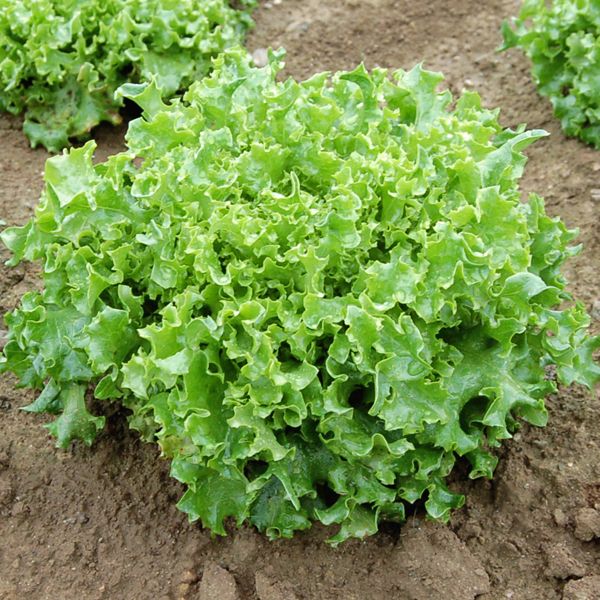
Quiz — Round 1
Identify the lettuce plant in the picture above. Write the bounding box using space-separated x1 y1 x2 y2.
0 0 254 152
1 49 598 544
502 0 600 148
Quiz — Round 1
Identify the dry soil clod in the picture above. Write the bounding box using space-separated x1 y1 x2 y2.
562 575 600 600
198 562 240 600
573 508 600 542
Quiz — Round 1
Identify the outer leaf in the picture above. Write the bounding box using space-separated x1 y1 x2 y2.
45 383 105 448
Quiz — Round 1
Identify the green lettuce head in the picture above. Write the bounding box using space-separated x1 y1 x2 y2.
502 0 600 148
0 0 255 151
1 49 598 544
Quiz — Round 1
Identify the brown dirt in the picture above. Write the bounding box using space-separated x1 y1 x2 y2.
0 1 599 599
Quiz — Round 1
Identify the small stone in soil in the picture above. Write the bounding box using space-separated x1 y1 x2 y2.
181 569 198 584
285 20 311 34
252 48 269 68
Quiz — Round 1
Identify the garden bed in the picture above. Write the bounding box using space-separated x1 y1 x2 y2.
0 1 598 598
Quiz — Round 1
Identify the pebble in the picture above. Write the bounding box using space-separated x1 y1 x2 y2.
285 20 311 34
252 48 269 68
181 570 198 584
62 512 88 525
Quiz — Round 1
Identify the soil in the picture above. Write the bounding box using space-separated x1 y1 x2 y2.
0 1 599 599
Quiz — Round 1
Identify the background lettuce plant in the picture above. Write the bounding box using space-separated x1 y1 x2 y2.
502 0 600 148
1 49 598 543
0 0 255 152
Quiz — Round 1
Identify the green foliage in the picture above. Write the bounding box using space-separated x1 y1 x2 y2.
502 0 600 148
0 0 254 151
2 49 598 543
